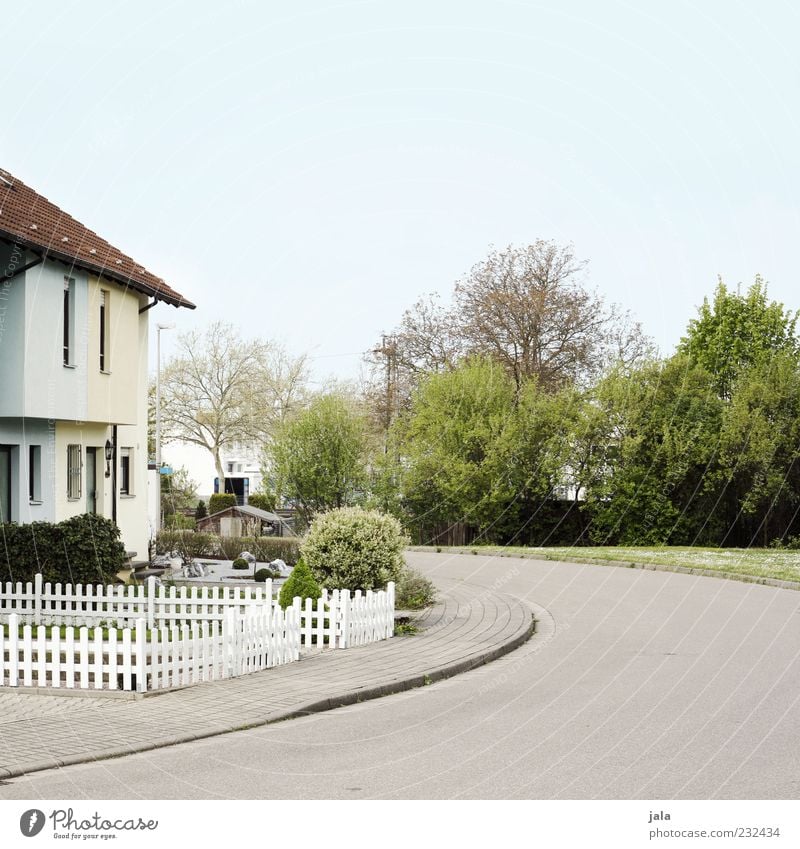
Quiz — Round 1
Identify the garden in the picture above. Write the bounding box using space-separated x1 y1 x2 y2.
0 507 436 694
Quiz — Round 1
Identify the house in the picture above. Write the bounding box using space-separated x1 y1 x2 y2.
196 504 289 538
162 439 264 503
0 167 194 559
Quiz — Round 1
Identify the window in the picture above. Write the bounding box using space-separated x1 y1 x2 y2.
0 446 11 522
120 447 132 495
67 444 81 499
63 277 75 366
28 445 41 502
227 462 234 474
99 290 109 371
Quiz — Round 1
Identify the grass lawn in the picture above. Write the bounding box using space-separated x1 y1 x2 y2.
414 545 800 584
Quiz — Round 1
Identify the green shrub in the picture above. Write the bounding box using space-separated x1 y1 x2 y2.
395 567 436 609
301 507 407 591
173 531 215 564
209 493 237 515
155 529 180 555
232 557 249 570
165 513 196 530
278 559 321 608
195 500 208 520
0 514 125 584
216 535 247 560
247 492 276 512
254 567 278 582
248 536 300 566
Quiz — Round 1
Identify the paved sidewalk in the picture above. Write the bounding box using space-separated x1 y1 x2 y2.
0 579 534 780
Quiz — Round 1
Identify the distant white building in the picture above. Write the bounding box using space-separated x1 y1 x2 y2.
162 440 264 504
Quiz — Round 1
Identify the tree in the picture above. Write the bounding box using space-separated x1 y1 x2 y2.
160 466 198 517
157 321 308 489
581 355 725 545
367 242 652 414
714 353 800 546
678 276 800 400
267 393 368 523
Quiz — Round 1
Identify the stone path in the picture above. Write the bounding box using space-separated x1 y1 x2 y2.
0 579 533 780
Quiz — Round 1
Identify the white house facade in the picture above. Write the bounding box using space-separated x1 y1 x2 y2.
0 167 194 558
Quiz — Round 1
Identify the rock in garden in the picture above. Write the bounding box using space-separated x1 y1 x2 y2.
238 551 257 564
268 558 291 577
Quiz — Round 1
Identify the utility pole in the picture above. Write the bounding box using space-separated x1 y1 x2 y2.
372 333 398 443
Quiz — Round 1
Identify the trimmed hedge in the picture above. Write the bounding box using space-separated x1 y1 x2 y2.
208 493 237 515
0 514 126 584
247 493 276 512
154 531 300 565
301 507 407 591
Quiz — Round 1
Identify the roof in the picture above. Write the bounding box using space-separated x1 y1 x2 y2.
200 504 282 523
0 168 195 309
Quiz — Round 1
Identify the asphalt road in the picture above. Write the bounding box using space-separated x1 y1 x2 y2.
2 551 799 800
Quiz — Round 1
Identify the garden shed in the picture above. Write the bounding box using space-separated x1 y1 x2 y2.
197 504 288 538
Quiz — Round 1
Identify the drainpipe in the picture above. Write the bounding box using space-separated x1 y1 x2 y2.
112 425 117 525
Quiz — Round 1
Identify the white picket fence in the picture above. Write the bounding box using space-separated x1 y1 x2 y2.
0 576 395 693
0 605 300 693
0 574 276 629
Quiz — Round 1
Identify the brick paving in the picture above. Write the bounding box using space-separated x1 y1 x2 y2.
0 579 533 780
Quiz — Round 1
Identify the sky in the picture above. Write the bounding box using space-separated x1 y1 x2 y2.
2 0 799 386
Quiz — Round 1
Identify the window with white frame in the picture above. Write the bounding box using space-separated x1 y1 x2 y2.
99 289 110 371
28 445 42 502
120 447 132 495
67 444 81 499
63 277 75 366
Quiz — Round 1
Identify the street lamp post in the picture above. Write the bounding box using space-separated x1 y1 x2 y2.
155 322 175 531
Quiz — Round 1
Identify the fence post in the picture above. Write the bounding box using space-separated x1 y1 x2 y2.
8 613 18 686
339 589 350 649
387 581 396 639
147 577 156 629
134 618 147 693
34 573 43 626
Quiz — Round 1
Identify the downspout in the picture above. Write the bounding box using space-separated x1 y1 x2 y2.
112 425 118 525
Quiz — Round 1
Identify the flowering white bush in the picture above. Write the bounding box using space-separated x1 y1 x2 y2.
302 507 408 591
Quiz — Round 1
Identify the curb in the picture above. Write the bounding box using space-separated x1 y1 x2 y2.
409 547 800 592
1 593 536 781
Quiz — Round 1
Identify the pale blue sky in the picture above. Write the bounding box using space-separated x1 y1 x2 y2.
3 0 799 384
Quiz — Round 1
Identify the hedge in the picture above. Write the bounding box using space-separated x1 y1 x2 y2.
155 531 299 565
208 493 237 515
0 514 126 584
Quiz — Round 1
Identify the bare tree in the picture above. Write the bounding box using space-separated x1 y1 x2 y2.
364 241 652 431
157 321 308 489
454 241 607 391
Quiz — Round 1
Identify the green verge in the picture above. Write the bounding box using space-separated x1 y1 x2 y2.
410 545 800 585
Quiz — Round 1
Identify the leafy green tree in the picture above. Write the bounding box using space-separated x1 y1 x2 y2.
160 466 198 517
582 356 724 545
267 394 368 523
714 353 800 545
679 277 799 400
394 358 517 538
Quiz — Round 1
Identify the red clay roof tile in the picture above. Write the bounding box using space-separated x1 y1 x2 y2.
0 167 195 309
